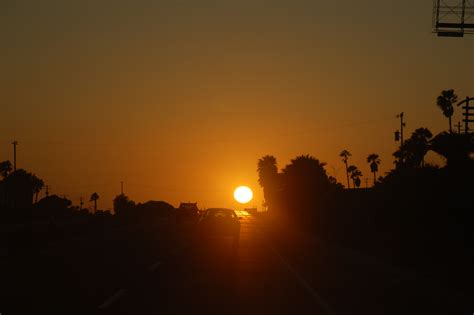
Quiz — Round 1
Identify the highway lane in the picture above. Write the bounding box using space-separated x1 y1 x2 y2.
1 219 175 315
98 211 473 315
99 210 329 314
3 211 472 314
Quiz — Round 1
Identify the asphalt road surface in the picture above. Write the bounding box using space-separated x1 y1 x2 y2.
2 211 473 314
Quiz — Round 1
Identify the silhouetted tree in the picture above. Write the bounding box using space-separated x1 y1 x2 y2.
281 155 332 215
393 128 433 168
32 176 44 203
90 192 99 212
3 169 39 208
411 128 433 167
113 193 136 216
36 195 72 217
0 160 12 179
339 150 351 189
137 200 174 218
354 177 361 188
347 165 362 188
257 155 280 212
366 153 381 184
430 132 474 168
436 89 458 133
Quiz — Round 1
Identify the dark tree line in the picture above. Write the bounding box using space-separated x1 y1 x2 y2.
256 88 474 267
113 193 174 220
258 154 343 221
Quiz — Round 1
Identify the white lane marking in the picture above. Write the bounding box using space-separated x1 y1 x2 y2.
268 243 336 315
98 289 127 310
148 261 162 272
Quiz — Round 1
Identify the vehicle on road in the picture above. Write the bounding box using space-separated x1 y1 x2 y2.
197 208 241 244
175 202 200 221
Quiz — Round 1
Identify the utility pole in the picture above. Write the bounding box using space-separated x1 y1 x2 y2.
394 113 406 146
11 141 18 171
399 112 405 146
455 121 462 134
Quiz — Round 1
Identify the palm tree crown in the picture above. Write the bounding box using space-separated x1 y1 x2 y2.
31 175 44 203
366 153 381 184
257 155 278 188
257 155 280 212
339 150 352 189
90 192 99 212
347 165 362 188
436 89 458 133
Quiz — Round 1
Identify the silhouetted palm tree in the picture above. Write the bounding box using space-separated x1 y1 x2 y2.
347 165 362 188
436 89 458 133
257 155 278 188
90 192 99 212
339 150 351 189
31 175 44 203
257 155 280 212
366 154 381 184
0 161 12 179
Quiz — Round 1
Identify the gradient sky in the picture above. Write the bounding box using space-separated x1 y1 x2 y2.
1 1 473 210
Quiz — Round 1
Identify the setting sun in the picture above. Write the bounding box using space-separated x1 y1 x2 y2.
234 186 253 204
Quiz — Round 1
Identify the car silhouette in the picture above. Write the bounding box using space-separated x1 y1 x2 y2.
197 208 241 244
175 202 200 222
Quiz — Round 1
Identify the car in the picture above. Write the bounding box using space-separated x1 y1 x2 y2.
175 202 200 221
197 208 241 244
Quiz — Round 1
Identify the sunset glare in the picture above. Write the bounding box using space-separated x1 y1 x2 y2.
234 186 253 204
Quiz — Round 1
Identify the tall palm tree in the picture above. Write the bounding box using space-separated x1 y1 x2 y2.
0 160 12 179
90 192 99 212
257 155 278 188
339 150 351 189
257 155 279 212
31 175 44 203
366 154 381 184
436 89 458 133
347 165 362 189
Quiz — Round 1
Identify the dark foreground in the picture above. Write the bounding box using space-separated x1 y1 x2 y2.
1 211 473 315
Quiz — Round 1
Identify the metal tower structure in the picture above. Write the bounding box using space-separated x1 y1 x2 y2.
433 0 474 37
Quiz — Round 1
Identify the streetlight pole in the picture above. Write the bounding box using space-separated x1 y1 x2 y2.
12 141 18 171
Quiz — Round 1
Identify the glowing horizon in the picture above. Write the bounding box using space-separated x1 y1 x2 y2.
1 1 472 210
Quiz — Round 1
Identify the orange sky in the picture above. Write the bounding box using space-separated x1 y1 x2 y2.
1 1 473 210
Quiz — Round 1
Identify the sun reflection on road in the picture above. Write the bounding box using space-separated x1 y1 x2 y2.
234 210 250 217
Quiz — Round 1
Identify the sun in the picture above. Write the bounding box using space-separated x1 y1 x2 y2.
234 186 253 204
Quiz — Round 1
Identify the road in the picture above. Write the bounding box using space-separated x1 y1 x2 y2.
98 210 330 315
2 211 473 314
